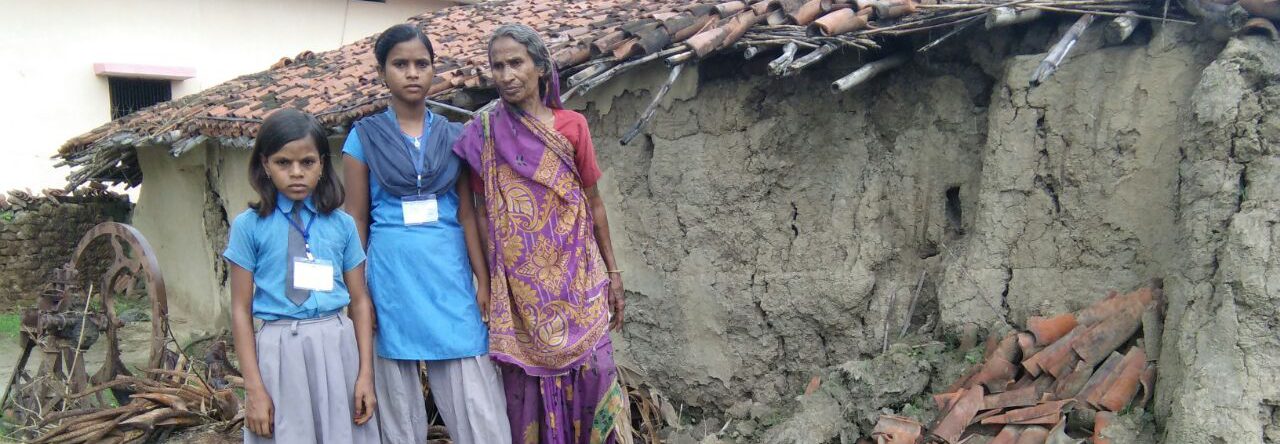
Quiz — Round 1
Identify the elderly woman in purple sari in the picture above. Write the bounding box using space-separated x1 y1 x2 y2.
452 23 628 444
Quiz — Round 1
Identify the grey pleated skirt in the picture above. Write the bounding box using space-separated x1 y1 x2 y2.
247 314 381 444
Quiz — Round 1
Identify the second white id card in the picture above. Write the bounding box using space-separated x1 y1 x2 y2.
403 194 439 225
292 257 334 292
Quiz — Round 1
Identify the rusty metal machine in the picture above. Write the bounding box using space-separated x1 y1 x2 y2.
1 222 171 438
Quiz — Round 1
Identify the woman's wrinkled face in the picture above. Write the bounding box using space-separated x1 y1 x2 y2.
489 36 543 106
380 38 434 104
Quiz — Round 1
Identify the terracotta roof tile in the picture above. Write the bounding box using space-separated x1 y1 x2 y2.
61 0 1196 187
920 283 1164 443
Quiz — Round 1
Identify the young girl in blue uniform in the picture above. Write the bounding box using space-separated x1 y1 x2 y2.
224 108 380 443
343 24 509 444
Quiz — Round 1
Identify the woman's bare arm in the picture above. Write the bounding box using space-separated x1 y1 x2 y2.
457 175 491 322
585 186 624 331
343 155 371 248
229 265 273 437
344 264 377 425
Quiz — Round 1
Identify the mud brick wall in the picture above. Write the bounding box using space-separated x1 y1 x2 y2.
580 23 1280 443
0 196 131 305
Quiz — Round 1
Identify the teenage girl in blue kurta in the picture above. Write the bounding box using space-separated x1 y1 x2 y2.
342 24 510 444
224 108 379 443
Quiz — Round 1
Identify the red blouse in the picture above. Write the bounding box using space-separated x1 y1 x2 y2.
468 108 602 192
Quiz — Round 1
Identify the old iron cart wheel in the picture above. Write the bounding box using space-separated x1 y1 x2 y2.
0 222 169 438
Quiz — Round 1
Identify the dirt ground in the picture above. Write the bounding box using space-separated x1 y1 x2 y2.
0 313 250 442
0 312 154 393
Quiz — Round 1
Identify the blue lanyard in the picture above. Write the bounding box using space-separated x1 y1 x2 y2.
278 205 316 257
400 111 434 194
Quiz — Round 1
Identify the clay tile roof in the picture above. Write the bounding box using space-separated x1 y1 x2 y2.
56 0 1200 187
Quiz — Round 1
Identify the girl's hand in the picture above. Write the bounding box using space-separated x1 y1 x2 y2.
246 386 275 438
353 374 377 425
476 287 491 324
608 277 625 331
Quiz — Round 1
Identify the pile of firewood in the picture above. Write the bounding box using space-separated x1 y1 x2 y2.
27 368 239 444
868 280 1164 443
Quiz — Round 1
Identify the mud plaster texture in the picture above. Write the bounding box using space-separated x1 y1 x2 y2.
1158 34 1280 444
758 343 940 442
572 21 1280 443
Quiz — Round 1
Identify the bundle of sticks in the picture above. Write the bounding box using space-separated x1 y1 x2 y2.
27 368 239 444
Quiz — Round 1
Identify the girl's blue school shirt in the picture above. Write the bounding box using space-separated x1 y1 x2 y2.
343 125 488 361
222 195 366 320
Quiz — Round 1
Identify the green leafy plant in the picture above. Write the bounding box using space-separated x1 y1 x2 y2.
964 347 984 365
900 402 928 420
0 413 18 438
0 313 20 341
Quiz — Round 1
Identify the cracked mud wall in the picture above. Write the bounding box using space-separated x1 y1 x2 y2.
577 36 995 415
577 23 1280 442
133 143 230 338
1159 37 1280 444
934 31 1214 332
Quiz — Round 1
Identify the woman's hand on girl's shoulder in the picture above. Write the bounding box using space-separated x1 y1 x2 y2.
245 386 275 438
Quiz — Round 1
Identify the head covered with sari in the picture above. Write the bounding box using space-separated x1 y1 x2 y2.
453 24 611 377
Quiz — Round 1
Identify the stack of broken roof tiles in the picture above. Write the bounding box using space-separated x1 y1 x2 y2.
869 281 1164 444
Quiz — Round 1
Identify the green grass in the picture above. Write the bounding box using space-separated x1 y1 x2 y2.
0 313 19 341
85 294 149 318
0 293 148 342
0 406 23 441
113 295 145 313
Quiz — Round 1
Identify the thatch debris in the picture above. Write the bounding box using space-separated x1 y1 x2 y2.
25 368 239 444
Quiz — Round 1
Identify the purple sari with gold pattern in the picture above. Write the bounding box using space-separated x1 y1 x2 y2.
466 102 610 376
453 74 623 444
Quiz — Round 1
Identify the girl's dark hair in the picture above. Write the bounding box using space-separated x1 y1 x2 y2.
375 24 435 68
248 108 344 217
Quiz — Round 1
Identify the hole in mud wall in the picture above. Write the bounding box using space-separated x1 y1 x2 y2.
1034 175 1062 215
945 186 964 235
790 202 799 238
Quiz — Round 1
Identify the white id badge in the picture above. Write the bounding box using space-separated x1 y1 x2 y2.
402 194 439 225
292 257 334 292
